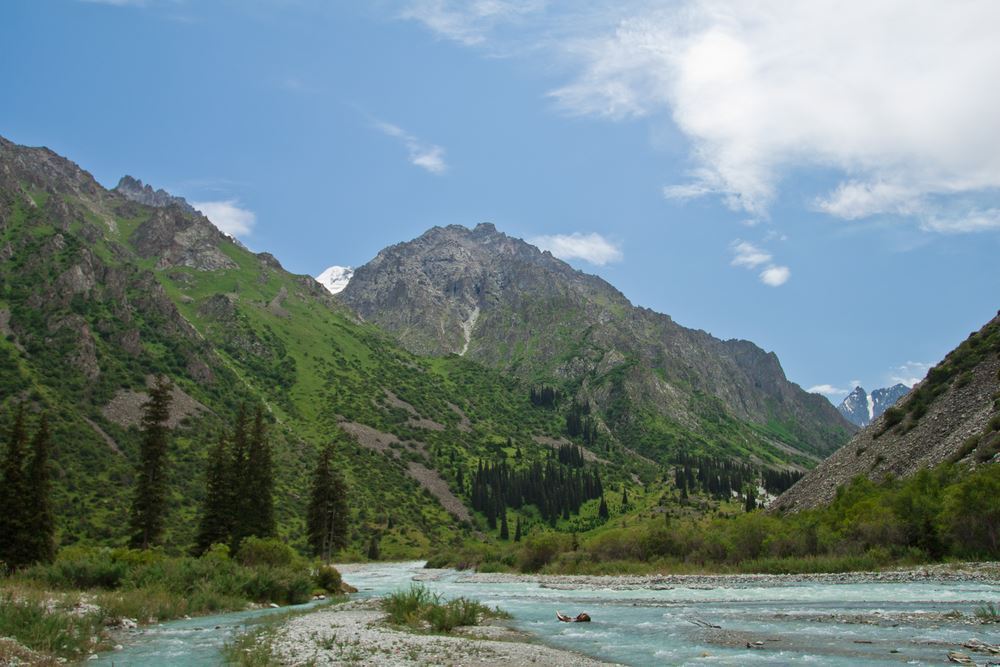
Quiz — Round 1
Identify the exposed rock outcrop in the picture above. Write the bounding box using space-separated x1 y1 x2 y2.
773 313 1000 512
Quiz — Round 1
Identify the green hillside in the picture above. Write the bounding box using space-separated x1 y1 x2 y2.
0 137 651 557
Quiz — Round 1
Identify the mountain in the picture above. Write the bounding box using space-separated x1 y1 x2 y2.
773 313 1000 513
316 265 353 295
837 383 910 427
339 223 854 467
114 175 197 215
0 136 603 553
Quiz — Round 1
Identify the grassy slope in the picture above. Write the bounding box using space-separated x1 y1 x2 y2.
1 188 640 557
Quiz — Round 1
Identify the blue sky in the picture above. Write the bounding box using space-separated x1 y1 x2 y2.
2 1 998 403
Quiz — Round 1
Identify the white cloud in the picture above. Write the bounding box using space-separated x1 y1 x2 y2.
582 3 997 212
759 264 790 287
730 241 770 268
920 208 1000 234
730 239 789 286
808 384 850 398
529 232 623 265
191 200 256 237
412 0 998 230
374 121 448 174
888 361 931 387
399 0 546 46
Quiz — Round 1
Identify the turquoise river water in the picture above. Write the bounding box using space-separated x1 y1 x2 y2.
99 561 1000 666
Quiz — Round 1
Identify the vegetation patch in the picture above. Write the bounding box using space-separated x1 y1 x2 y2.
382 584 510 633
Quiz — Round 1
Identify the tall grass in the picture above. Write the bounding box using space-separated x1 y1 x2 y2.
382 584 509 633
0 590 106 662
1 540 341 664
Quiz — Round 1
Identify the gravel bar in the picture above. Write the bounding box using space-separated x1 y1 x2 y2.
267 599 616 666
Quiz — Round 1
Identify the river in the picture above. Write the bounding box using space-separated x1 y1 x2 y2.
99 561 1000 665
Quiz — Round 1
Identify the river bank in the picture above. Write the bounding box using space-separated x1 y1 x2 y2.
261 597 613 666
442 561 1000 590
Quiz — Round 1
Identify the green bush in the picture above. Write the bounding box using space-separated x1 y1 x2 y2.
32 547 128 590
518 532 570 572
236 538 298 568
313 564 342 593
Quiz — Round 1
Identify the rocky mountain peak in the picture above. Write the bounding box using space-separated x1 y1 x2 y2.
837 383 910 428
339 223 853 463
114 175 197 215
316 265 354 295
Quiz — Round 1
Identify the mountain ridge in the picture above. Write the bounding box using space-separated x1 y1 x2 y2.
339 223 854 467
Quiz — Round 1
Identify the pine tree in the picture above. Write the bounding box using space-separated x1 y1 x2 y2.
307 444 349 561
744 488 757 513
367 534 380 560
513 516 522 542
228 405 251 549
598 495 609 520
244 406 275 539
499 509 509 540
194 434 233 555
0 406 30 569
24 415 54 564
620 485 629 511
129 377 173 550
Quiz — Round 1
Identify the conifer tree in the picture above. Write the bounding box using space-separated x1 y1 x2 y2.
620 485 629 511
243 406 275 539
25 415 54 564
129 377 173 549
194 434 233 555
499 509 509 540
228 405 250 548
0 406 30 569
744 488 757 513
598 495 609 520
514 516 522 542
307 444 349 561
367 534 380 560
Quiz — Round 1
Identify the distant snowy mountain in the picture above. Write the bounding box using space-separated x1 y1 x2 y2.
316 266 353 294
837 384 910 427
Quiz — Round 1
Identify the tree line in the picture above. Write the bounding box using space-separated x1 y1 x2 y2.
670 453 803 505
469 456 605 530
1 376 350 570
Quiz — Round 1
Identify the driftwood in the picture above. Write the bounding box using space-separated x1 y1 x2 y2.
556 611 591 623
687 617 721 629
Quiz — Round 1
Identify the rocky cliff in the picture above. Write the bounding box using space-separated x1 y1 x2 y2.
773 313 1000 512
340 224 854 465
114 175 197 214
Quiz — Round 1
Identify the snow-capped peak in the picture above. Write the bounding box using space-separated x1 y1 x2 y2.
316 265 353 295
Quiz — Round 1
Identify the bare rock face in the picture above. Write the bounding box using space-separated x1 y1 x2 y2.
114 175 197 215
340 223 853 460
773 313 1000 513
131 207 237 271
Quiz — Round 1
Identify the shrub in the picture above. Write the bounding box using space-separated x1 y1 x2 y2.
882 407 903 428
517 532 570 572
313 564 342 593
236 538 297 568
31 547 128 590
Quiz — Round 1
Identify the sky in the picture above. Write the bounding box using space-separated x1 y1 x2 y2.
2 0 998 404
